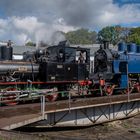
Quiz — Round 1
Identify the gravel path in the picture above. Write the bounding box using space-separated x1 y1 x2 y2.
1 113 140 140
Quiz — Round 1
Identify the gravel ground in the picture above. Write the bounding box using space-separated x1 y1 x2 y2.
1 113 140 140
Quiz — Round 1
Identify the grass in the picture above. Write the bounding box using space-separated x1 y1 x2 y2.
135 127 140 132
122 122 131 129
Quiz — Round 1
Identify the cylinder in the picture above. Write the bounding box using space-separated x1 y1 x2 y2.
127 43 136 53
118 42 126 52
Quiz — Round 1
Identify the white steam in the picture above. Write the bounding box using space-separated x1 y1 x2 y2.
0 16 76 45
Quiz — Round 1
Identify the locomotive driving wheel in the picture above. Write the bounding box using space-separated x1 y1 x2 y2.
123 80 134 94
104 85 115 95
123 87 133 94
45 88 59 102
46 93 59 102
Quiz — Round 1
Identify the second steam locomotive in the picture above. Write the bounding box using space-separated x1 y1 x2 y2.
0 41 90 104
91 41 140 95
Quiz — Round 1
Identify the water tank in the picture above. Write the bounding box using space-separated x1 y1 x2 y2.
127 43 136 53
137 45 140 53
118 42 126 52
1 46 13 60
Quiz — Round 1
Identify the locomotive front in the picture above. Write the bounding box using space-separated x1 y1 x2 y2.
93 41 117 81
0 45 39 82
91 41 140 95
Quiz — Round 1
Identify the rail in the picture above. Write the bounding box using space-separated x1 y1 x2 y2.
0 87 134 105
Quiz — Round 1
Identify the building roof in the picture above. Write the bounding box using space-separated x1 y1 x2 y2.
12 44 117 56
12 46 37 55
72 44 116 56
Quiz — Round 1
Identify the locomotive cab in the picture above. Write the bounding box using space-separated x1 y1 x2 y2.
39 41 90 82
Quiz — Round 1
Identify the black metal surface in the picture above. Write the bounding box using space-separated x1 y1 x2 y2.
40 62 78 81
0 47 2 60
39 44 90 82
65 63 78 81
1 46 13 60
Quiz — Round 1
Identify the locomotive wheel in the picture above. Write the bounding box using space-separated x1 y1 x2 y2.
104 85 115 95
123 87 133 94
2 88 18 106
122 80 134 94
46 93 58 102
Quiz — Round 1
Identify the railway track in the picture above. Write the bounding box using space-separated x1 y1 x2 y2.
0 93 140 129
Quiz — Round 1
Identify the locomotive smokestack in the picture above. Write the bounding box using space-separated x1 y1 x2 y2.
103 41 109 49
58 40 70 47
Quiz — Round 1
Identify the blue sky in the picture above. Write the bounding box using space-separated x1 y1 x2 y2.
114 0 140 4
0 0 140 44
114 0 140 27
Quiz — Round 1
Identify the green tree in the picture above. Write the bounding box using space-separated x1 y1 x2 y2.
65 28 97 44
25 41 36 46
119 27 131 42
98 26 121 45
127 27 140 45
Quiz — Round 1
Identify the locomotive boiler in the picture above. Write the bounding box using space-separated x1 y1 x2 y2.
0 45 39 82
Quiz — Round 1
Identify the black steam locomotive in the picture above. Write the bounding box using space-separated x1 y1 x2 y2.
0 41 90 104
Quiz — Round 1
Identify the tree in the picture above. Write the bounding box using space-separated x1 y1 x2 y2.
98 26 121 45
127 27 140 45
65 28 97 44
119 27 131 42
25 41 36 47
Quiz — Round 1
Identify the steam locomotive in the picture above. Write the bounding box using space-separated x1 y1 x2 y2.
91 41 140 95
1 40 140 105
0 41 90 104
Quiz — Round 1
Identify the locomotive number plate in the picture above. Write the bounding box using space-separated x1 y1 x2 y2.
57 65 63 69
18 66 28 72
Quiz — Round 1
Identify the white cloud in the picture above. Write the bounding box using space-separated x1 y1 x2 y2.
12 17 45 33
0 19 8 28
0 16 73 45
53 18 78 32
0 0 140 44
